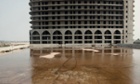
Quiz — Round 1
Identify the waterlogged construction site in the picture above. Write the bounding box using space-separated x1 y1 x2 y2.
0 46 140 84
0 0 138 83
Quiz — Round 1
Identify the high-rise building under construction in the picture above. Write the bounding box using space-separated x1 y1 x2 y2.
29 0 134 46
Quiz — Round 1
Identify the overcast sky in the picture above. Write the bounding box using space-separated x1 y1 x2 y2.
0 0 139 41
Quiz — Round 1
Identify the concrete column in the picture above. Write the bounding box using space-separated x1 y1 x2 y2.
51 33 53 44
72 33 74 44
102 33 105 45
121 33 123 44
92 32 95 45
62 33 65 45
111 33 114 44
40 34 42 44
82 33 85 45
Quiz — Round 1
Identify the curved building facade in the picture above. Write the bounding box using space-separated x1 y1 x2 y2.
29 0 134 46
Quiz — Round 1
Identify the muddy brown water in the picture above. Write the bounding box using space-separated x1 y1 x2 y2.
0 47 140 84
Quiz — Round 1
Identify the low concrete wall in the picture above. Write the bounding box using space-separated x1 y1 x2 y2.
30 43 111 48
30 44 59 49
115 44 140 49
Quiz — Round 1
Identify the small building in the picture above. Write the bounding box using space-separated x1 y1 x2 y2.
134 39 140 44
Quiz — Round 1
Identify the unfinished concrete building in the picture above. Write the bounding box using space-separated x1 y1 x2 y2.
29 0 134 47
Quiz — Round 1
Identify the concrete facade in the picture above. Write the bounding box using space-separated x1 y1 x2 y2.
29 0 134 47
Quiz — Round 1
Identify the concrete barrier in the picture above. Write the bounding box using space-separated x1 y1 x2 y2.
115 44 140 49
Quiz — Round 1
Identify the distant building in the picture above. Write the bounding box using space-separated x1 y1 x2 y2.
29 0 134 46
134 39 140 44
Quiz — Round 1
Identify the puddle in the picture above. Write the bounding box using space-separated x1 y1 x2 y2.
0 47 140 84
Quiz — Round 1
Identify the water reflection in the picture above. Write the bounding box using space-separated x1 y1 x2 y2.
30 47 136 84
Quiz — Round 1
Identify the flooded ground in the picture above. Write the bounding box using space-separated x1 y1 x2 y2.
0 47 140 84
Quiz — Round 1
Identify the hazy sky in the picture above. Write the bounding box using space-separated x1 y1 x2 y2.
0 0 139 41
0 0 30 41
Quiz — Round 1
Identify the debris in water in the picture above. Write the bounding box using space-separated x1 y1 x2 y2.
82 48 99 52
111 53 119 56
40 52 61 59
